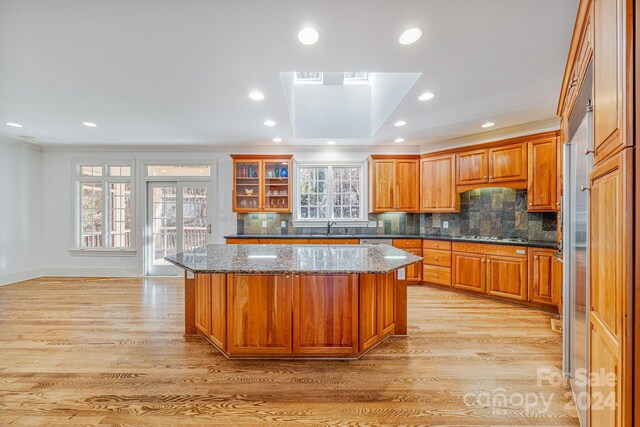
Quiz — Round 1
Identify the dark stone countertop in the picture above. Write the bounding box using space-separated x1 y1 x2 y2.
165 244 423 274
224 234 559 249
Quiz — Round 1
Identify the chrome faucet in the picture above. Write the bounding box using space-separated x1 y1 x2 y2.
326 220 337 235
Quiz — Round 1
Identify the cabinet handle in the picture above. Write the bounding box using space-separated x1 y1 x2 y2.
535 256 538 260
482 259 486 263
435 243 439 247
484 176 488 180
584 149 594 155
580 186 590 192
435 257 439 260
285 274 290 278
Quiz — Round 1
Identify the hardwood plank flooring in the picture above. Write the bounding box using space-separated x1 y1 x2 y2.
0 277 578 426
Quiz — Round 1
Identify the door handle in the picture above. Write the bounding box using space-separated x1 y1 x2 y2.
207 224 212 234
580 186 590 192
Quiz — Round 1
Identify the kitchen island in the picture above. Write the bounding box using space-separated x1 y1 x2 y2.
166 244 421 359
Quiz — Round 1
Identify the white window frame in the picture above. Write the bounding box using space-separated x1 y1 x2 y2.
292 161 369 227
70 160 136 256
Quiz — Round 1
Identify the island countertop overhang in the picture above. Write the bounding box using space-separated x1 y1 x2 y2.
165 243 422 274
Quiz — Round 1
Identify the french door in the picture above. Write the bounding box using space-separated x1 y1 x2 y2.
146 181 211 276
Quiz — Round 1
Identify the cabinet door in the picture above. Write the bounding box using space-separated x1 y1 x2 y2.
233 159 262 212
529 248 557 306
589 150 631 426
395 159 419 212
593 0 628 163
369 160 395 212
488 143 527 183
262 159 292 212
486 255 527 301
227 274 293 356
293 274 358 356
452 252 486 293
194 274 211 336
421 154 459 212
456 149 488 186
378 272 396 336
527 138 558 211
404 248 422 283
359 274 381 352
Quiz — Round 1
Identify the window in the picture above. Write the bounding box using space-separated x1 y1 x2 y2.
75 162 133 250
294 163 366 225
295 72 323 84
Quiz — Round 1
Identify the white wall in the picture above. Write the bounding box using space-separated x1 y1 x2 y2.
0 138 42 285
1 143 418 281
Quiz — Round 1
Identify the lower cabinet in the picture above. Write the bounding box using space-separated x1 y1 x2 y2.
486 255 527 301
452 252 486 293
528 248 559 307
451 243 529 303
293 274 359 356
359 273 396 352
227 274 293 356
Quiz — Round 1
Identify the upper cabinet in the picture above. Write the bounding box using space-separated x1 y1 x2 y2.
527 137 558 211
368 156 419 213
593 0 630 164
456 142 528 192
456 149 488 186
488 143 527 183
231 155 293 213
420 154 459 212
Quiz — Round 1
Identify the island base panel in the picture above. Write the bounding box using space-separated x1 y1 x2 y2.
187 271 406 359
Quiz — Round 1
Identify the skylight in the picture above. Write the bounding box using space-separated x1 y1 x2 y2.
343 72 370 84
295 72 323 84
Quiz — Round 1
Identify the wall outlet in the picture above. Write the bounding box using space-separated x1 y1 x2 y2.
262 221 267 228
443 221 449 229
368 220 377 228
378 220 383 227
281 220 287 228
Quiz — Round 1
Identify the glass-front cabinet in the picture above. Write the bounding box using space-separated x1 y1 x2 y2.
232 155 293 213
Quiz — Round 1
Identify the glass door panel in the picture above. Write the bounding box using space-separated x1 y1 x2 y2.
182 185 208 251
263 160 290 212
234 160 261 211
147 182 211 276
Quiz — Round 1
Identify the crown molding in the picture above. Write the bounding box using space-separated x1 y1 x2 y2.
0 135 42 152
419 117 560 154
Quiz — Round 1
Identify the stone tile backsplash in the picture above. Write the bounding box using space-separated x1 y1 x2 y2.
236 188 557 242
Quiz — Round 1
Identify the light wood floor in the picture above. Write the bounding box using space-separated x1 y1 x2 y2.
0 277 578 426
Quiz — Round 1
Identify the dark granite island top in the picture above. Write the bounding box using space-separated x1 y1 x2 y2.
165 243 423 274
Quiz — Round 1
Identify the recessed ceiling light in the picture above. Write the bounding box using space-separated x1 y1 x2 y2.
327 140 336 145
5 122 23 128
272 137 282 143
264 120 276 127
298 27 319 45
394 120 407 127
394 138 405 143
481 122 495 128
82 121 97 127
399 28 422 45
249 91 264 101
418 92 435 101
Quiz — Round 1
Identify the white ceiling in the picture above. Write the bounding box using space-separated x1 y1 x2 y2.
0 0 578 148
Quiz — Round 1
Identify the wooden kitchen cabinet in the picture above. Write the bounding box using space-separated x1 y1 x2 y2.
227 274 293 356
420 153 460 212
456 149 488 186
293 274 359 356
488 143 527 183
527 138 558 211
368 155 419 213
452 252 486 293
528 248 558 307
359 272 396 352
593 0 630 164
195 274 212 337
392 240 421 283
452 243 528 301
231 155 293 213
486 255 527 301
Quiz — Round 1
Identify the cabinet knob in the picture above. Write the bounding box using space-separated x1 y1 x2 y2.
535 256 539 260
435 243 439 247
435 257 439 260
484 176 488 180
435 274 438 277
285 274 290 278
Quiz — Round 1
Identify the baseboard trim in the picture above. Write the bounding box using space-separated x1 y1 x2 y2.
0 268 44 286
41 266 141 277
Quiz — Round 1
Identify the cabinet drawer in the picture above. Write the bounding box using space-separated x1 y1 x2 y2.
422 265 451 287
422 249 451 267
392 239 421 249
452 242 527 258
422 240 452 250
226 238 260 244
259 239 309 244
